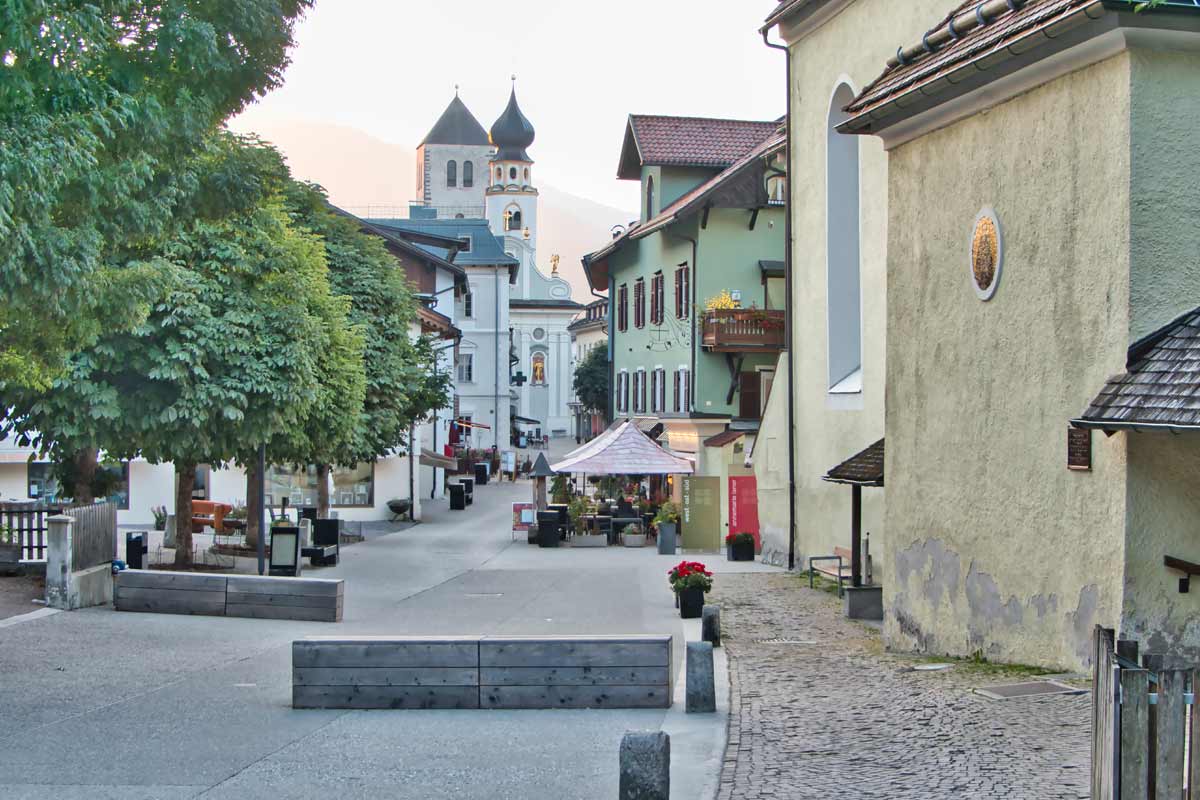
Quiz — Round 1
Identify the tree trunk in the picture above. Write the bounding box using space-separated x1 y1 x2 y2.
71 448 98 504
245 460 262 549
173 462 196 568
316 464 331 519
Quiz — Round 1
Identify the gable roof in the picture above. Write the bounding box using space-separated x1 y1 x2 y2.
366 218 519 268
330 206 467 283
550 420 694 475
584 131 784 291
421 95 491 147
617 115 780 180
1075 307 1200 432
823 439 885 487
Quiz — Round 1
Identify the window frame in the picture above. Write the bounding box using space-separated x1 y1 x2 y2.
651 272 664 325
457 353 475 383
675 265 690 319
462 286 474 319
618 284 628 332
634 278 646 329
463 160 474 188
447 159 457 188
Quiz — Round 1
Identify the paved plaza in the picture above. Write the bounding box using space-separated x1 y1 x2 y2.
712 572 1092 800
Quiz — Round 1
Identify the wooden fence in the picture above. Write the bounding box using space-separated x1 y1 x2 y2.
0 501 116 565
66 501 117 570
1092 625 1197 799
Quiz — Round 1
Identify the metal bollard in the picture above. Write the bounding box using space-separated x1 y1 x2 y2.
619 731 669 799
701 605 721 648
686 641 716 713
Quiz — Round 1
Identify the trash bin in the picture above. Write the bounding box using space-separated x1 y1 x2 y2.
125 531 147 570
449 484 466 511
657 522 677 555
460 478 474 505
474 463 489 485
536 511 560 548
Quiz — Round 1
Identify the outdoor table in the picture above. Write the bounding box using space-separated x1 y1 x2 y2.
611 516 640 545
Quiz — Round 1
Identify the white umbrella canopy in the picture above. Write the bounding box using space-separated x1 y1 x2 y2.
550 421 694 476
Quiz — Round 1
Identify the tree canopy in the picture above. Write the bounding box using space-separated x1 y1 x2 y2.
573 345 610 416
0 0 312 390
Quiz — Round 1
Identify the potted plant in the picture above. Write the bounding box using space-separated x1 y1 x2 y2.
151 505 169 532
622 522 647 548
550 474 571 505
0 526 20 568
669 560 713 619
653 502 681 555
726 532 756 562
570 497 606 548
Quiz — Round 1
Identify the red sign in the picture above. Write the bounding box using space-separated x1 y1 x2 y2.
728 476 760 549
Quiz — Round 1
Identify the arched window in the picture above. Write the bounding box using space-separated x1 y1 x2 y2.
523 167 529 183
646 176 655 221
447 160 457 188
496 167 503 182
505 207 522 232
463 161 473 188
531 352 546 384
826 82 862 393
509 166 518 181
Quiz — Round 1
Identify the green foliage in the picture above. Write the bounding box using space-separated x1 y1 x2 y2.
568 496 589 535
653 502 681 526
550 474 571 504
0 0 311 390
573 345 609 415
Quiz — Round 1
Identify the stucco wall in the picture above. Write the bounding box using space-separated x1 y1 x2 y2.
752 355 791 565
780 0 954 581
0 463 28 500
883 54 1133 670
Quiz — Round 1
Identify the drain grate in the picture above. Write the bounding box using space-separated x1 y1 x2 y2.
753 637 818 645
974 680 1087 700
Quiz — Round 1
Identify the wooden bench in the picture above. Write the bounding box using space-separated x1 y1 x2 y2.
115 569 343 622
292 634 672 710
809 546 853 597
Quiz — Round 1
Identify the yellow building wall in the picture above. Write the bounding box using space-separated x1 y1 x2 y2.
883 54 1133 670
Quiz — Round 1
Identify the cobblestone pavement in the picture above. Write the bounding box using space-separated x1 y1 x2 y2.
713 573 1091 800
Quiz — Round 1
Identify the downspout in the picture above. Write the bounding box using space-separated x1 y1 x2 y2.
431 335 460 499
764 28 798 571
494 263 501 450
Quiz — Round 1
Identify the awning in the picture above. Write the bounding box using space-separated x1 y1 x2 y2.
822 439 884 487
551 421 694 475
513 415 542 426
419 448 458 470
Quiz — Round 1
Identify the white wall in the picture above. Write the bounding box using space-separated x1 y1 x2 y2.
0 463 28 501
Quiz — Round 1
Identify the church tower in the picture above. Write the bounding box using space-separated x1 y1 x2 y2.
485 83 538 268
416 92 492 216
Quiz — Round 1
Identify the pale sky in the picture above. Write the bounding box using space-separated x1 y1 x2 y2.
232 1 784 211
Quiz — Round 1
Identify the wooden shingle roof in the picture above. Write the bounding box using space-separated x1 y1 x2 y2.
1076 307 1200 431
823 439 885 487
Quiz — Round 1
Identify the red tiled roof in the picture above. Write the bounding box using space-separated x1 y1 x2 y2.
845 0 1102 123
823 439 885 486
623 115 779 176
703 429 746 448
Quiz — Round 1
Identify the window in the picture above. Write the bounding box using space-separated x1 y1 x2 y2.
523 167 529 182
634 369 647 413
447 160 457 188
505 207 523 232
28 461 129 509
618 284 628 332
462 287 474 319
496 167 503 181
459 235 472 253
531 352 546 384
767 174 786 205
675 265 690 318
26 462 60 501
509 166 517 180
264 463 375 509
651 367 666 413
646 176 655 221
827 82 862 392
456 353 474 382
463 160 474 188
673 368 691 413
634 278 645 329
617 371 629 413
651 272 664 325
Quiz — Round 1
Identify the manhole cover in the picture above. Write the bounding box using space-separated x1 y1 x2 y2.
753 638 817 645
974 680 1086 700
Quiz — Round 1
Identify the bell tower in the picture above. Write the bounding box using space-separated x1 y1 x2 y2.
485 79 538 264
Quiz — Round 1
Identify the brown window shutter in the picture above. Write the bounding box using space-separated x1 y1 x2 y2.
673 371 680 413
738 372 761 419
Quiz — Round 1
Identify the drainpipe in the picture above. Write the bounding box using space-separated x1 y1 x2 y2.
430 336 460 499
408 422 415 521
764 28 798 571
494 264 501 450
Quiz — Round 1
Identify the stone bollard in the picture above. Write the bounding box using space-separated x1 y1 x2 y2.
619 731 669 800
701 605 721 648
299 518 313 548
45 515 75 610
686 641 716 713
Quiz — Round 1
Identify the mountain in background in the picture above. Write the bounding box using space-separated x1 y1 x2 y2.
226 118 632 301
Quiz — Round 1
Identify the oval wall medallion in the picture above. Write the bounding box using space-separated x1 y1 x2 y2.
970 208 1003 301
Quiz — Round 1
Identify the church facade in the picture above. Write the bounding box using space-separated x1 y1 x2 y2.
400 87 581 444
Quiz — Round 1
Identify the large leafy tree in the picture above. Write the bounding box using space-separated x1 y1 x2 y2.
279 184 452 515
0 0 311 390
574 345 610 417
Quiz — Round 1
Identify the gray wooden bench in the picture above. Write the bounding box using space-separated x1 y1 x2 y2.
292 634 672 710
114 569 343 622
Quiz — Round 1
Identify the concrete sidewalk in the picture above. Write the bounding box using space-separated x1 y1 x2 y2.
0 479 768 799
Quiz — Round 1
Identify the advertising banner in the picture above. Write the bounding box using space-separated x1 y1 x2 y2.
728 475 761 549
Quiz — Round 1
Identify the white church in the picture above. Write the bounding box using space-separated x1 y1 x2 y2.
376 84 581 448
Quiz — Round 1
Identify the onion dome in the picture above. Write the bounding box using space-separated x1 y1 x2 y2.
489 87 535 162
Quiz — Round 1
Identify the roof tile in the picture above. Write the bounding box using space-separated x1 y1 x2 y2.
629 115 779 171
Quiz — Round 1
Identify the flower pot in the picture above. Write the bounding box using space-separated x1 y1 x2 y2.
572 533 608 548
727 539 755 562
656 522 677 555
678 586 705 619
623 533 646 548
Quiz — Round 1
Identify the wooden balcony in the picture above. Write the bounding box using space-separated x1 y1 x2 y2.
701 309 786 352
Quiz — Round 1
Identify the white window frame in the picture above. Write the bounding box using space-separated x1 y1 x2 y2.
463 285 475 319
456 353 474 383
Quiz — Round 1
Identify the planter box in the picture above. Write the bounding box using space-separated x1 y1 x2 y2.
572 534 608 548
678 587 705 619
727 539 755 561
623 533 646 548
0 543 21 565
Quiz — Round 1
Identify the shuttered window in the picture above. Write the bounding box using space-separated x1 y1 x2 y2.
651 272 664 325
675 266 690 318
634 279 645 329
618 284 628 332
673 370 681 413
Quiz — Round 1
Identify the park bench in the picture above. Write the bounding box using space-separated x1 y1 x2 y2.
809 546 853 597
115 569 343 621
292 634 672 710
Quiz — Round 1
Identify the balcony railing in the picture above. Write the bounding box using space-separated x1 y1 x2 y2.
701 309 786 352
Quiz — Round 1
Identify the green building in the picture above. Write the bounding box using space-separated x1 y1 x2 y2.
583 115 786 543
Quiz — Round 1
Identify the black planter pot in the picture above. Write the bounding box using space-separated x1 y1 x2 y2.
728 539 755 562
678 586 705 619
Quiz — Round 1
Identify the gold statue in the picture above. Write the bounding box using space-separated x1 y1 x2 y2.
550 254 560 275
